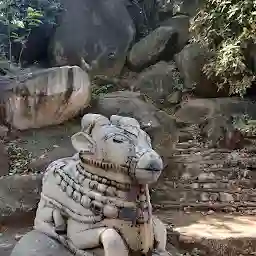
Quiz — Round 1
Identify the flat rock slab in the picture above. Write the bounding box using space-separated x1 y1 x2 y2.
7 119 80 174
0 226 33 256
156 210 256 256
0 174 42 221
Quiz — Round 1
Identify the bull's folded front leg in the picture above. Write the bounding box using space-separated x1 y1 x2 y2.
67 219 129 256
34 199 61 238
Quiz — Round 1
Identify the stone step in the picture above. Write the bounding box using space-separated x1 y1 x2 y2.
166 178 256 188
156 211 256 256
179 169 256 181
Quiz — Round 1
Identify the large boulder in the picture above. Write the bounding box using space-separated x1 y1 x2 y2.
128 26 178 69
173 98 253 149
93 91 178 163
160 15 190 52
1 65 91 130
10 230 73 256
175 97 256 124
174 43 228 97
50 0 135 78
131 61 183 108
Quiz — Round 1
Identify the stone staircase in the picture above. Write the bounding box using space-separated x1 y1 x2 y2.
150 124 256 256
153 123 256 213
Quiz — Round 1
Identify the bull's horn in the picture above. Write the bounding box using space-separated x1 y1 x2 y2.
81 114 110 134
110 115 140 128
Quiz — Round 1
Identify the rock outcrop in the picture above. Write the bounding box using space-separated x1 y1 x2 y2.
50 0 135 77
128 26 178 69
160 15 190 52
174 43 227 97
2 66 91 130
131 61 183 108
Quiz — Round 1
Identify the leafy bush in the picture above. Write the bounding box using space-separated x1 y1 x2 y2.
0 1 43 64
190 0 256 96
0 0 62 72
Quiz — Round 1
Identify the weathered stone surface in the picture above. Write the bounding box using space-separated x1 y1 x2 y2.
132 61 183 108
3 66 90 130
200 114 244 150
174 43 227 97
174 98 216 124
10 230 74 256
0 174 42 220
128 26 178 69
160 15 190 52
51 0 134 77
0 142 9 176
174 98 246 149
93 91 178 162
167 91 182 105
0 226 33 256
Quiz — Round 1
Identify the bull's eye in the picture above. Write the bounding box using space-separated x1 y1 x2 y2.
113 138 124 143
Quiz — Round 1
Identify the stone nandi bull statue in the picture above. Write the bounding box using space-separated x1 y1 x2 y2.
11 114 170 256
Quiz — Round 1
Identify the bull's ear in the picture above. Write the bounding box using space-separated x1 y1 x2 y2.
71 132 96 153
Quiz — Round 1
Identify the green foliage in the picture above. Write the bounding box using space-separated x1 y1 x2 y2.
0 0 43 66
232 113 256 136
190 0 256 96
91 83 115 100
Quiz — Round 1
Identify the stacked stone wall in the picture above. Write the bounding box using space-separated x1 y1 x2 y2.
154 128 256 212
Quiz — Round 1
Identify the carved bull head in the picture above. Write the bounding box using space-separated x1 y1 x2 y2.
71 114 163 184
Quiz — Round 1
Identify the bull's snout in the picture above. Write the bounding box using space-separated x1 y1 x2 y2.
135 151 163 184
144 159 163 172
